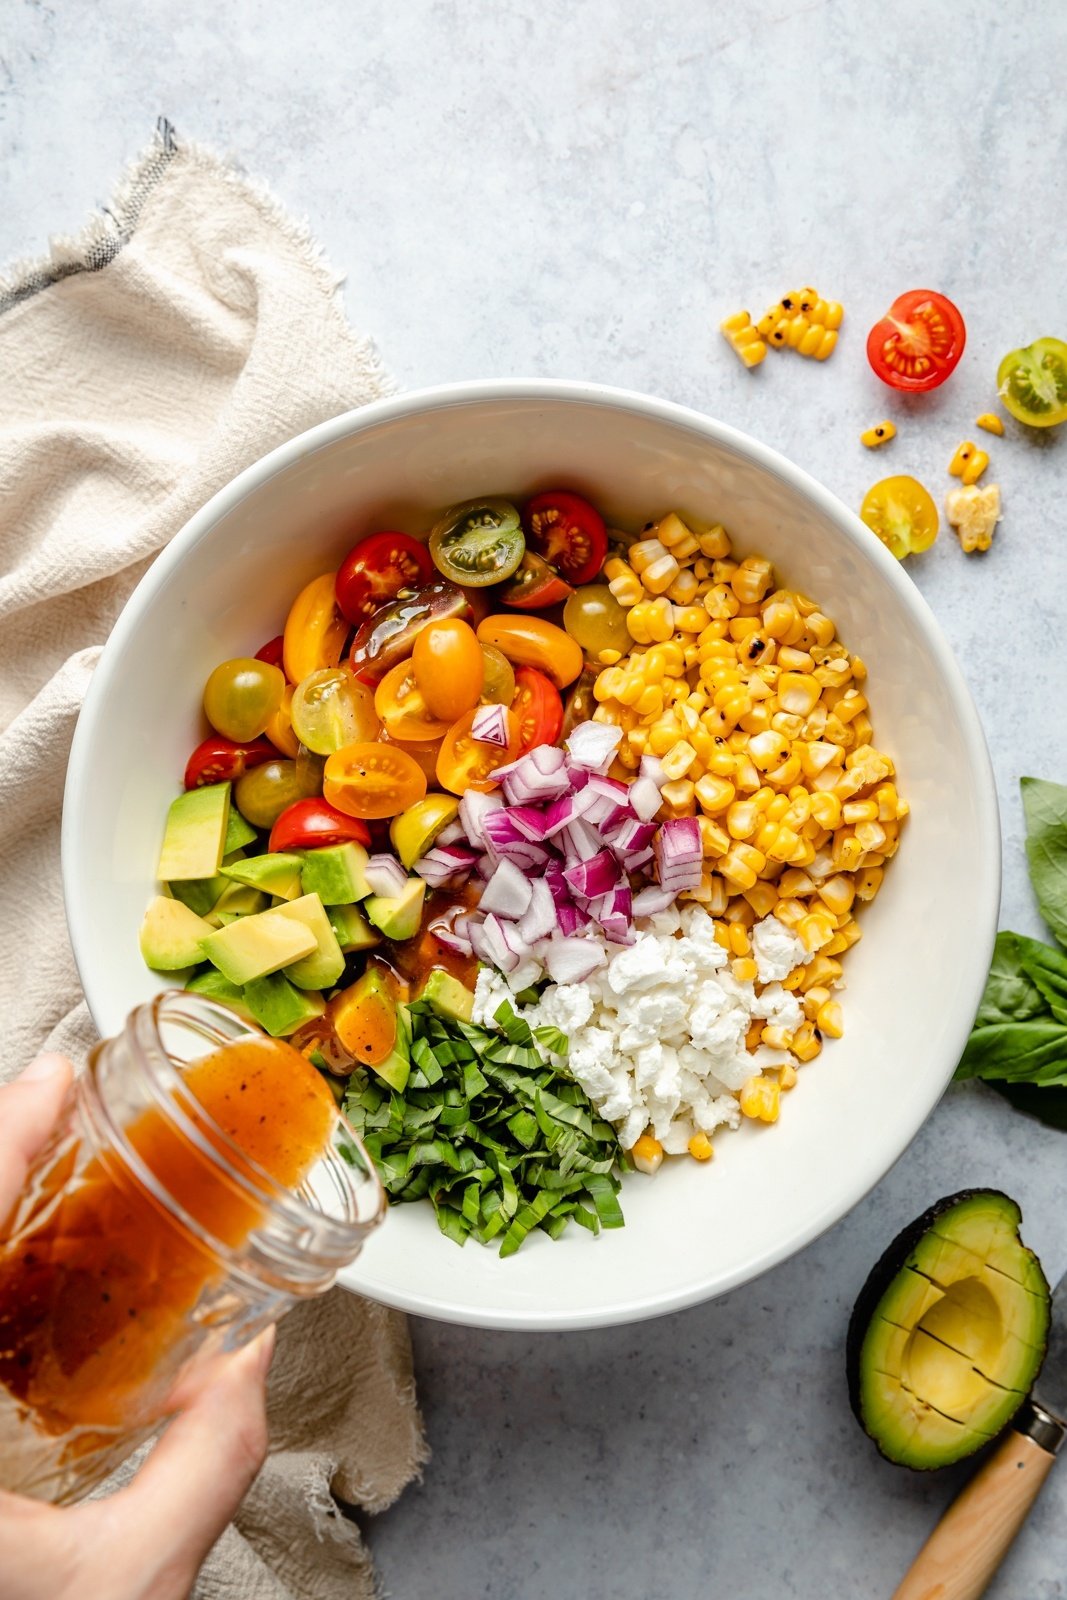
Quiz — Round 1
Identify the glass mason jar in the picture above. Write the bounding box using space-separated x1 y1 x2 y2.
0 992 384 1505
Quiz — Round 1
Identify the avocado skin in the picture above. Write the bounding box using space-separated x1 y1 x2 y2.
845 1188 1049 1470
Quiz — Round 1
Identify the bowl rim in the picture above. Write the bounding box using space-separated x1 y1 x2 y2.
62 378 1001 1329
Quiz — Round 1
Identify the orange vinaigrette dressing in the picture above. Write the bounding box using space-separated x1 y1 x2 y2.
0 1036 335 1438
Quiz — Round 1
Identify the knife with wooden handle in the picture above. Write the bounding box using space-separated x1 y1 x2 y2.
892 1266 1067 1600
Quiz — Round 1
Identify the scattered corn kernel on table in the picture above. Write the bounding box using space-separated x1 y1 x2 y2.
5 2 1066 1595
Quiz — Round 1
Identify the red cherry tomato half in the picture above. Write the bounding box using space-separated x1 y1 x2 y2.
511 666 564 754
268 797 371 853
866 290 966 392
184 736 276 790
523 490 607 586
254 635 285 669
499 551 575 610
335 532 434 626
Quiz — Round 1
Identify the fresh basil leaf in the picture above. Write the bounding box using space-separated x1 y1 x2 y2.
989 1080 1067 1133
973 930 1049 1028
1021 777 1067 949
956 1019 1067 1084
1018 937 1067 1025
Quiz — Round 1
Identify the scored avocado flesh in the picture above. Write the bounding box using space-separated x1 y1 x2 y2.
849 1190 1050 1469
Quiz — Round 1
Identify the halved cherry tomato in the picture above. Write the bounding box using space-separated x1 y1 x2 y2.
203 658 285 743
378 730 444 781
997 337 1067 428
374 660 451 742
866 290 966 392
254 635 286 669
499 551 574 610
523 490 607 585
412 618 484 721
860 475 939 559
479 644 515 706
283 574 350 685
291 667 380 754
269 797 371 852
335 531 434 625
349 582 470 684
511 667 563 754
476 614 584 688
264 683 301 758
324 741 427 819
234 758 323 829
184 736 275 790
435 707 521 795
428 499 525 586
563 584 631 659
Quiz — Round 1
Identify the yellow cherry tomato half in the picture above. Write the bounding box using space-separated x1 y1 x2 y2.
479 644 516 706
374 660 451 742
264 682 300 758
436 706 521 795
292 667 380 754
475 615 584 688
859 475 939 560
283 573 349 685
377 729 445 781
203 657 285 742
412 618 484 721
324 741 427 819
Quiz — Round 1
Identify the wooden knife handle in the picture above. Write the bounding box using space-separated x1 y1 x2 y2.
892 1405 1064 1600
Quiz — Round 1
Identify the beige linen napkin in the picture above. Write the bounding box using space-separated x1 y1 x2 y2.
0 121 426 1597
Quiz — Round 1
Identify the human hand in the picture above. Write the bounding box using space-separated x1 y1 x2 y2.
0 1055 275 1600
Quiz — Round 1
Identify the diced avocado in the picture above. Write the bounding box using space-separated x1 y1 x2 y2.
300 842 371 905
333 968 410 1091
224 807 259 854
389 794 460 868
847 1189 1051 1470
273 893 346 990
364 878 426 941
185 968 256 1022
157 783 231 881
417 969 475 1024
327 903 381 953
203 881 270 927
243 973 326 1037
222 852 304 900
200 904 318 985
140 895 216 971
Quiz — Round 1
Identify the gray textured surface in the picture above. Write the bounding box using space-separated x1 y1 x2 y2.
4 1 1067 1594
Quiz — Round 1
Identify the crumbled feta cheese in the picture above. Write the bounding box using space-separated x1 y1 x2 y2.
750 916 808 983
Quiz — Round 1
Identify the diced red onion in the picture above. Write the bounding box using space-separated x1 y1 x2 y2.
628 776 663 822
544 936 609 985
471 703 510 747
565 721 623 773
504 805 550 842
654 816 703 891
507 957 544 993
610 819 658 854
518 878 558 944
529 743 567 775
480 859 534 920
555 897 590 937
640 754 667 788
460 789 504 844
542 789 599 838
427 923 474 956
477 914 520 973
632 885 677 917
621 846 655 871
412 845 478 887
364 853 409 898
595 886 635 945
560 819 601 861
563 848 622 900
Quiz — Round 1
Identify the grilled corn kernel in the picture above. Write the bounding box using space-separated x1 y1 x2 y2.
817 875 855 916
732 556 774 606
661 739 697 780
791 1021 822 1062
742 881 779 918
673 605 709 634
688 1132 714 1162
667 568 699 606
816 1000 844 1038
761 1024 794 1051
656 512 695 551
778 672 821 716
627 597 675 643
732 956 759 982
728 923 751 956
721 310 767 369
696 524 731 559
631 1134 664 1175
704 582 741 620
854 865 884 901
861 420 896 448
698 817 730 858
949 440 990 485
798 911 836 952
802 985 831 1021
779 1061 799 1090
726 799 760 839
660 779 696 811
641 553 682 595
720 843 766 890
739 1075 780 1123
695 773 735 814
976 412 1004 436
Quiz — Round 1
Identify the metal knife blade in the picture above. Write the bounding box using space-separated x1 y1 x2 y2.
1031 1266 1067 1427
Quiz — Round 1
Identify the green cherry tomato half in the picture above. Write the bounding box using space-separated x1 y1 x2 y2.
860 475 939 560
428 498 525 586
563 584 631 661
234 757 323 829
997 337 1067 428
479 644 516 707
291 667 381 754
203 658 285 742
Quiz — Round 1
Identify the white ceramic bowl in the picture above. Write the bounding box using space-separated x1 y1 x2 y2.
63 380 1000 1330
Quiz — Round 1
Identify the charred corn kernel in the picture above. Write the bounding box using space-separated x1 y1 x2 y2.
732 556 774 606
728 923 751 956
696 524 731 559
721 310 767 368
831 831 864 871
731 956 759 982
660 779 696 811
627 597 675 643
762 601 799 642
726 799 760 839
673 605 708 634
661 740 697 780
631 1134 664 1175
641 553 682 594
727 616 763 643
604 559 643 607
803 954 843 991
817 875 855 916
778 672 821 716
810 327 838 361
802 985 832 1020
761 1024 794 1051
629 538 669 575
698 817 731 859
635 686 664 717
861 420 896 448
816 1000 844 1038
976 412 1004 436
798 911 836 952
745 1016 764 1049
842 799 878 824
667 568 699 605
695 773 735 814
791 1021 822 1062
946 483 1001 554
704 583 740 620
948 441 989 485
854 865 884 901
778 645 815 674
712 558 739 586
773 898 806 929
688 1132 714 1162
742 880 778 918
739 1075 780 1123
778 867 815 897
779 1061 799 1090
721 842 766 889
782 965 807 991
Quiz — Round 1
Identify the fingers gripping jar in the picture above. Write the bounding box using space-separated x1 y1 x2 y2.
0 993 384 1503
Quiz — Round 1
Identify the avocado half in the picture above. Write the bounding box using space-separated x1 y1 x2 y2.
847 1189 1051 1470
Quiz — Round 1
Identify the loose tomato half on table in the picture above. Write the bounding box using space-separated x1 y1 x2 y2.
866 290 966 392
523 490 607 586
184 736 276 790
335 531 434 626
269 797 371 853
997 337 1067 428
511 667 563 754
860 475 939 559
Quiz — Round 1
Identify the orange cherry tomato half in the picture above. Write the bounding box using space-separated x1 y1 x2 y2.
377 730 444 781
475 614 584 689
511 667 564 754
283 573 350 685
499 551 574 610
264 682 301 758
866 290 966 393
435 706 521 795
324 741 427 819
523 490 607 586
335 531 434 626
184 736 275 790
269 797 371 852
374 659 451 742
411 618 484 721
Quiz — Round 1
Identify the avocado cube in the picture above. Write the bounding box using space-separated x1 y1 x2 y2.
243 973 326 1037
185 968 256 1022
364 879 426 941
224 808 259 855
273 893 346 990
200 904 317 985
300 843 371 906
140 895 216 971
222 852 304 901
157 783 231 881
203 882 270 927
417 969 475 1024
327 903 382 953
